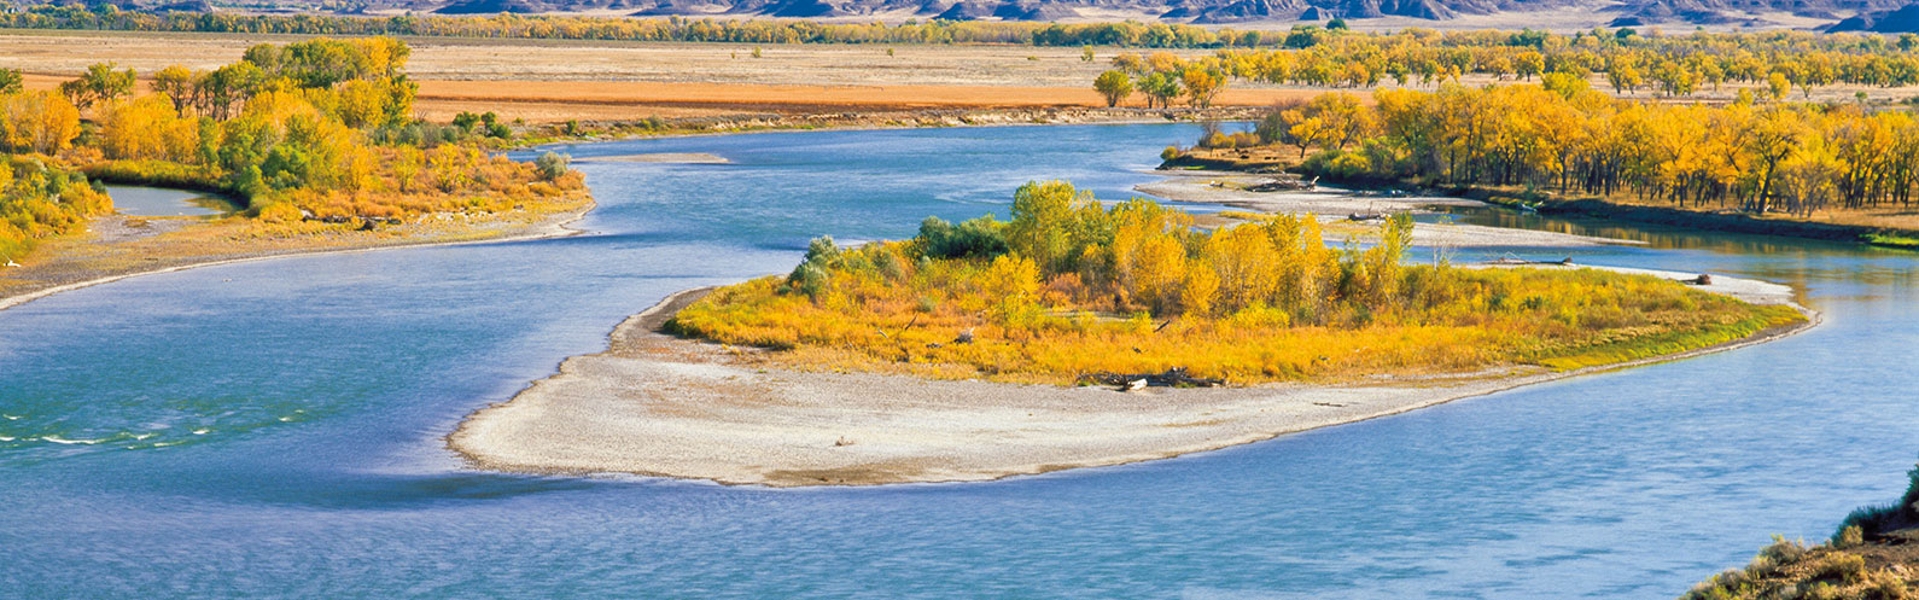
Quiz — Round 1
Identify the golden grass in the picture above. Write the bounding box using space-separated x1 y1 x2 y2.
670 244 1803 386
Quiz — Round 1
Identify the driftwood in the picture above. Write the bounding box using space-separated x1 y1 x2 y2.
1247 176 1318 193
1485 257 1574 266
1080 367 1224 390
304 213 404 228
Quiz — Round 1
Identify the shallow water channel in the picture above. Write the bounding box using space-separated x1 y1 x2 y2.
103 184 239 217
3 124 1916 598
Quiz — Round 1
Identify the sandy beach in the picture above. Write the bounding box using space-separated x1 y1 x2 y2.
449 267 1815 488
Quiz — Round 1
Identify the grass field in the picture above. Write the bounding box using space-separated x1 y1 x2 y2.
1 31 1320 122
11 29 1916 125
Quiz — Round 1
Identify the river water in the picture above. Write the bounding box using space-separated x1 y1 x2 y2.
4 124 1916 598
104 185 239 217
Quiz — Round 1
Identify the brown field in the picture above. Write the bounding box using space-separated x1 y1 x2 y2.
3 30 1326 122
404 80 1324 122
8 28 1916 124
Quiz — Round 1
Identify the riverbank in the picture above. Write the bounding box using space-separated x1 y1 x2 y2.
1138 173 1645 249
516 105 1267 148
1684 467 1919 599
0 193 594 312
450 266 1816 488
1160 149 1919 250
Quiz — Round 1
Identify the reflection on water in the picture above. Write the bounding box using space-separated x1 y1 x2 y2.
1445 204 1868 255
105 185 240 217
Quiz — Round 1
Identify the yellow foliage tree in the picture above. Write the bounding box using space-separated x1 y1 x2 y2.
0 91 81 155
98 95 201 162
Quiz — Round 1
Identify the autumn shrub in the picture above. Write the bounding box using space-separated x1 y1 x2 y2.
0 157 111 260
534 151 570 181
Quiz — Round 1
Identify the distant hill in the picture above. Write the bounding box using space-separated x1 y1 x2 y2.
571 0 1883 23
1610 0 1906 28
1827 3 1919 32
32 0 1897 28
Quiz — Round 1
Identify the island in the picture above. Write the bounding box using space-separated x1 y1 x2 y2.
451 181 1814 487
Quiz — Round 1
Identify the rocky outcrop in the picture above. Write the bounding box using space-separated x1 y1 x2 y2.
1827 3 1919 33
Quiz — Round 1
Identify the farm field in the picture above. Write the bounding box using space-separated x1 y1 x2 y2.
2 31 1322 122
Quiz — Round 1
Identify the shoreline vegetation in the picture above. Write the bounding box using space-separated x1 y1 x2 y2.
1685 463 1919 599
1152 82 1919 249
451 181 1813 487
0 36 596 309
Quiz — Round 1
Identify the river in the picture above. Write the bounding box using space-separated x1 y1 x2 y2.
3 124 1916 598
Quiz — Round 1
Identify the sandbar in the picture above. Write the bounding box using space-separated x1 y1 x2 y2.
1139 173 1642 249
449 267 1815 488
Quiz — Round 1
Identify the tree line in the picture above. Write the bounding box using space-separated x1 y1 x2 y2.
1095 27 1919 111
1213 28 1919 94
1233 82 1919 217
0 6 1238 47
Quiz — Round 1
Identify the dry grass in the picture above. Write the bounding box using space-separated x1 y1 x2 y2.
22 29 1908 126
406 80 1323 122
0 31 1325 123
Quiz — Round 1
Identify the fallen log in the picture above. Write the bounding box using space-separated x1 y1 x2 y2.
1079 367 1224 390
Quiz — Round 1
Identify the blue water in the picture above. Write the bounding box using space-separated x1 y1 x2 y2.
4 124 1917 598
104 185 238 217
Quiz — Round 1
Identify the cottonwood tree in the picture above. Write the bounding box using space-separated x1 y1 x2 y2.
57 63 136 110
1 91 81 154
1139 72 1182 109
152 65 199 113
1093 70 1133 108
1181 67 1226 108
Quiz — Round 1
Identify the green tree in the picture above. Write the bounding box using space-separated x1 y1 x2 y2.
1007 180 1100 273
57 62 136 110
152 65 198 112
1093 70 1133 107
1140 71 1182 109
